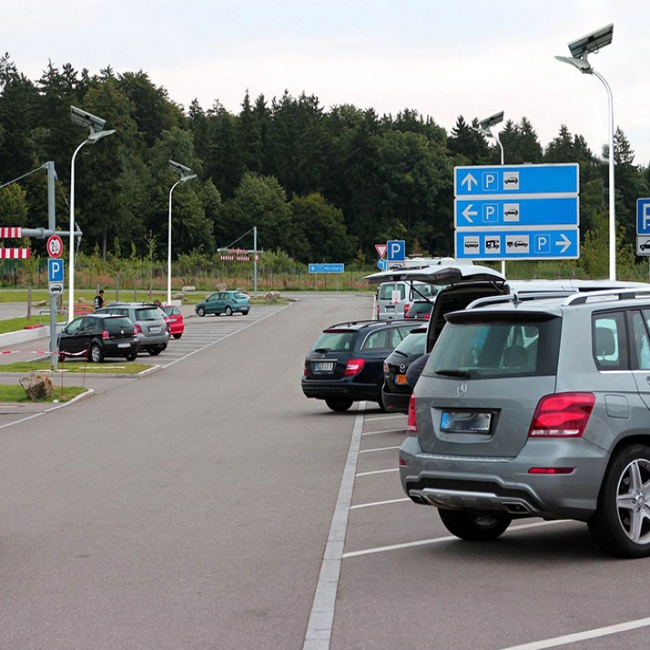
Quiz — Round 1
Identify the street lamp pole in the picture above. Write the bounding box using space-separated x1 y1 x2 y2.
556 24 615 279
68 106 115 321
168 161 197 304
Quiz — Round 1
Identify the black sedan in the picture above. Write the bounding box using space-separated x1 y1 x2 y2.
57 314 138 363
381 326 427 413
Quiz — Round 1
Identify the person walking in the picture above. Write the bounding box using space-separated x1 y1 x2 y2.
93 289 105 310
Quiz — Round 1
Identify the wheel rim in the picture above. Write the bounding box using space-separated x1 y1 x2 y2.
616 458 650 544
91 346 101 362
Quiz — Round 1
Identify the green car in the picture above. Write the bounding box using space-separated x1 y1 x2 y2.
194 290 250 317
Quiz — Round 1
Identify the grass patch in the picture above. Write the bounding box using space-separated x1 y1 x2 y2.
0 384 88 403
0 360 152 374
0 316 66 335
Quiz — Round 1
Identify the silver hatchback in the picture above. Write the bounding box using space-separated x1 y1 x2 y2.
400 288 650 558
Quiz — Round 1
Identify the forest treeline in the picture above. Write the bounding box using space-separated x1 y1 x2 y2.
1 54 649 278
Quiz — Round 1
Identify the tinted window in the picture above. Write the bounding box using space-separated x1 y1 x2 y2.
361 330 388 351
312 330 356 352
426 315 561 378
103 317 134 334
593 312 628 370
631 311 650 369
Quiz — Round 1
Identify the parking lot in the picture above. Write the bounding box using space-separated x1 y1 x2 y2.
1 293 650 649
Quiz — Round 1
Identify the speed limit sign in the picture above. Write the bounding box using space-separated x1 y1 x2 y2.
46 235 63 258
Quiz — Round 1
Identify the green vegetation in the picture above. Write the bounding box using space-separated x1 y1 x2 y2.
0 360 151 374
0 383 88 403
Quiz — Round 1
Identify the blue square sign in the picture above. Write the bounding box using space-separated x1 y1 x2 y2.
386 240 405 262
48 258 64 283
637 198 650 235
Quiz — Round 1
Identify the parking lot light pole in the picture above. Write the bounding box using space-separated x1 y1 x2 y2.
556 24 615 280
168 161 197 304
69 106 115 321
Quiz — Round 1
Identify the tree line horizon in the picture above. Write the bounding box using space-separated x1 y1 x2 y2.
1 54 648 279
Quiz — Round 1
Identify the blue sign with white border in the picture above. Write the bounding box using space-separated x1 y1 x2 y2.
386 240 405 262
455 196 579 228
455 229 579 260
454 163 579 197
48 258 64 282
636 198 650 234
309 263 345 273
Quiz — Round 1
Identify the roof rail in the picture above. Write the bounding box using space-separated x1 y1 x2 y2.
467 290 575 310
563 288 650 306
327 319 380 328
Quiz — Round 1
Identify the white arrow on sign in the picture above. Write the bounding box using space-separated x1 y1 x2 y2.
462 204 477 223
461 173 478 191
556 233 571 253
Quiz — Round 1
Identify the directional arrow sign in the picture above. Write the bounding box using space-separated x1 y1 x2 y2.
455 197 579 228
454 228 579 260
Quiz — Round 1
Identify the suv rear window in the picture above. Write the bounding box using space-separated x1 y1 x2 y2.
425 314 561 378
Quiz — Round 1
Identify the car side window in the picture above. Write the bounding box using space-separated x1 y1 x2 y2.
593 312 628 370
66 318 83 334
632 311 650 370
362 330 387 351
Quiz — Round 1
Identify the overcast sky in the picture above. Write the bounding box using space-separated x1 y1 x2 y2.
4 0 650 166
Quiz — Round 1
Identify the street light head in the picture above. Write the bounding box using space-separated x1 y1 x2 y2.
70 105 107 133
179 173 197 183
169 160 193 177
478 111 504 131
86 129 116 144
567 23 613 60
555 55 593 74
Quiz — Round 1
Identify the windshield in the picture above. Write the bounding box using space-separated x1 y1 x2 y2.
424 314 561 379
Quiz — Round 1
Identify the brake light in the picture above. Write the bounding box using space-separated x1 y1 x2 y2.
344 358 365 376
134 323 142 334
102 330 109 340
528 393 595 438
303 362 307 377
407 394 417 434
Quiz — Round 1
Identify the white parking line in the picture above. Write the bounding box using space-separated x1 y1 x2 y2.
350 498 409 510
361 428 406 436
500 616 650 650
364 414 404 423
356 468 399 477
359 445 400 453
342 520 564 559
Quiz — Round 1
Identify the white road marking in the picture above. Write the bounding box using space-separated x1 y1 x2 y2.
350 498 410 510
359 445 400 453
361 428 406 436
356 468 399 477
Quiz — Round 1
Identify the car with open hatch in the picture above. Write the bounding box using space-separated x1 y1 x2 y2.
195 290 250 317
302 319 420 412
57 313 138 363
400 286 650 558
95 302 169 355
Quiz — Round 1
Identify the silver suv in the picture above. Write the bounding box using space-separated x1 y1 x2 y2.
95 302 169 355
401 287 650 558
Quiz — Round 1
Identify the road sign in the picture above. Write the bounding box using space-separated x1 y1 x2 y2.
377 259 387 270
455 196 579 228
455 229 579 260
375 243 387 258
48 258 65 283
48 283 64 295
637 236 650 256
386 240 405 262
454 163 579 197
308 263 345 273
636 198 650 234
47 234 64 258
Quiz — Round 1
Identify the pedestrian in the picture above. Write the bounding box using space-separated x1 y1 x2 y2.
94 289 105 310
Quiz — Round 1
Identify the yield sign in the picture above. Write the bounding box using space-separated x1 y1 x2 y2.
375 243 387 258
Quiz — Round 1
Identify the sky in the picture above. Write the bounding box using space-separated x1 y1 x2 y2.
4 0 650 166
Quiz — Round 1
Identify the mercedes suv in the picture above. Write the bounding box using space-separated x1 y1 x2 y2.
401 287 650 558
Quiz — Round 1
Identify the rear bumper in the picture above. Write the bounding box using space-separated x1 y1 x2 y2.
301 378 381 402
381 386 411 413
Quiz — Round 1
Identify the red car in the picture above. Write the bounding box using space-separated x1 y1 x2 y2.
162 304 185 339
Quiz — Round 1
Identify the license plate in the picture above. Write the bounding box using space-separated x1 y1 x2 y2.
440 411 492 434
313 361 334 373
395 373 408 385
149 326 161 333
385 305 395 310
118 343 130 348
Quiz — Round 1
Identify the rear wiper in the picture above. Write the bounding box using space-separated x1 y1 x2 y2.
393 350 408 358
435 369 471 378
313 348 329 354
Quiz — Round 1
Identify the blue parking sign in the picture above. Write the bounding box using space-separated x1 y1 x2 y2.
386 240 405 262
48 258 64 283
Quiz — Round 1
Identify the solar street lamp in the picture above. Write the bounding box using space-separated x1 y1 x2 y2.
168 161 197 304
556 24 615 279
69 106 115 321
472 110 505 165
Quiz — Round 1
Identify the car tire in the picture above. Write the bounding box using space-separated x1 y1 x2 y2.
147 347 162 356
438 509 511 542
197 307 206 317
126 352 137 361
325 397 354 412
173 333 182 339
90 343 104 363
588 444 650 558
225 306 233 316
242 310 249 316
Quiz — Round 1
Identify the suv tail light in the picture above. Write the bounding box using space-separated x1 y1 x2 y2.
134 323 142 334
528 392 595 438
344 358 365 376
407 394 417 434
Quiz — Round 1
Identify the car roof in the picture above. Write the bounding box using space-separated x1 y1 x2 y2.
324 319 413 332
